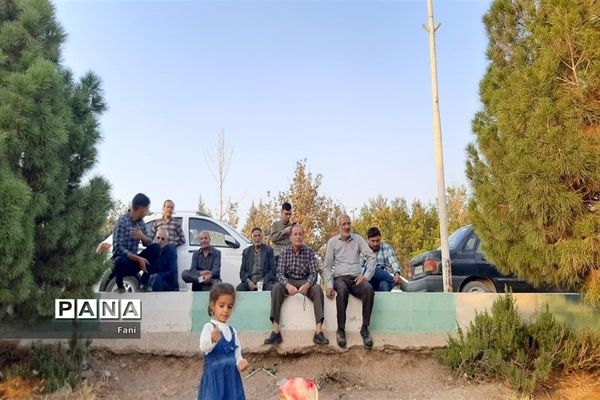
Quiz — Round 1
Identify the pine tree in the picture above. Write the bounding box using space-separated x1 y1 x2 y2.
0 0 111 320
466 0 600 305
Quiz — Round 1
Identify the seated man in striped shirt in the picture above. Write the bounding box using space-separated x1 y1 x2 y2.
363 226 403 292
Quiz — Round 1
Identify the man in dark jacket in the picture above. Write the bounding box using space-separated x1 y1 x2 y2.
140 228 179 292
182 230 221 291
237 227 276 291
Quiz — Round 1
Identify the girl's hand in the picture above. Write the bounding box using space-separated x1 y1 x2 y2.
238 358 249 372
211 327 221 343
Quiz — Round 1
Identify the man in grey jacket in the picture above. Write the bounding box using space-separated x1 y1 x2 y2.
325 214 376 348
270 202 293 260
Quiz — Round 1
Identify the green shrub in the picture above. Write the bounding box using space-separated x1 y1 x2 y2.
439 294 600 394
7 337 90 394
28 344 80 393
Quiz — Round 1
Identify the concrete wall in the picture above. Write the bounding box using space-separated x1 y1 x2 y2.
91 292 598 355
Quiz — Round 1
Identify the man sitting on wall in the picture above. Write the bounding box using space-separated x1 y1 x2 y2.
324 214 376 348
182 230 221 291
264 224 329 346
139 228 179 292
237 227 276 291
363 226 403 292
112 193 158 293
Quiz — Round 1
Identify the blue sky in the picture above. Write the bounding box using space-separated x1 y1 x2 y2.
54 0 491 223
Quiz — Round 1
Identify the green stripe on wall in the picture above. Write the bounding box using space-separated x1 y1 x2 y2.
192 292 458 333
182 292 600 334
371 293 457 333
192 292 272 332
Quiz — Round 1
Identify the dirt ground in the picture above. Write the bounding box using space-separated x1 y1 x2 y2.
67 350 599 400
3 348 599 399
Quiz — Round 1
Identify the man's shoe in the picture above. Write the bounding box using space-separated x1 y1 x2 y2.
313 332 329 346
264 331 282 345
336 329 347 348
147 275 157 290
116 287 126 294
360 325 373 348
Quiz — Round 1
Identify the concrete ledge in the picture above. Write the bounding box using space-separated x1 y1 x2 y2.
84 291 597 355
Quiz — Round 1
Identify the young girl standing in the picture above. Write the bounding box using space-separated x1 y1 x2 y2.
198 283 249 400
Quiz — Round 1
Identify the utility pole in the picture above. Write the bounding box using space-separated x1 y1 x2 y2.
423 0 452 292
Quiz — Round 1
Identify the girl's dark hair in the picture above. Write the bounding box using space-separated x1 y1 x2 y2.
208 282 236 316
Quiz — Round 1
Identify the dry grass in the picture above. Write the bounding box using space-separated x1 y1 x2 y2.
0 376 42 399
0 376 97 400
36 384 97 400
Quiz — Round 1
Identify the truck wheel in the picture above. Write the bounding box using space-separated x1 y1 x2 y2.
105 276 140 293
461 280 496 293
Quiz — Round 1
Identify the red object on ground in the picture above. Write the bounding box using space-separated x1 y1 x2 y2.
278 377 319 400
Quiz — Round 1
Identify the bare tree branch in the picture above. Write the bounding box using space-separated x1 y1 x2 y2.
205 130 234 219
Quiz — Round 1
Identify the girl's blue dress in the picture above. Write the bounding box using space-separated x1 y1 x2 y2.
198 325 245 400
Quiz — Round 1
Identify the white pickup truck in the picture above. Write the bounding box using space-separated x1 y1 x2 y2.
96 212 251 292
